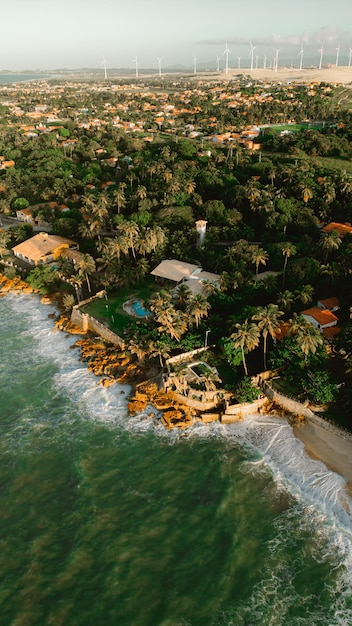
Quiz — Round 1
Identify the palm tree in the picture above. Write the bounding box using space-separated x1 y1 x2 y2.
156 308 187 342
168 179 181 196
167 310 188 341
117 220 140 260
75 253 96 294
251 246 269 279
161 145 171 160
279 242 296 286
150 225 166 250
299 184 313 204
245 179 261 211
62 293 75 311
149 290 173 316
277 289 295 312
288 314 324 358
185 180 196 195
70 273 84 303
201 279 220 299
147 163 157 181
113 186 126 215
230 320 260 376
296 323 324 358
78 222 96 241
105 236 129 261
252 304 284 370
174 283 192 309
149 340 171 368
267 165 276 186
128 336 148 362
295 284 314 307
164 169 173 183
137 185 147 201
0 230 11 256
319 230 342 263
186 293 211 328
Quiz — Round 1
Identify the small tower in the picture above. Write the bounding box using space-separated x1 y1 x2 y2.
195 219 207 247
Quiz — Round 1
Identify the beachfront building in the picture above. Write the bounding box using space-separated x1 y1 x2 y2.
151 259 220 295
12 232 78 266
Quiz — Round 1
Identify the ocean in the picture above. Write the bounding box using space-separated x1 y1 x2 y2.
0 74 54 85
1 292 352 626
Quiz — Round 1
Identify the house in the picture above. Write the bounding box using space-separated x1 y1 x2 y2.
16 202 69 225
12 233 78 266
15 208 35 224
317 297 340 312
322 222 352 238
301 307 338 334
151 259 220 296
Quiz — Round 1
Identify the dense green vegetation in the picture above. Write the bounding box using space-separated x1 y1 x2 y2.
1 77 352 421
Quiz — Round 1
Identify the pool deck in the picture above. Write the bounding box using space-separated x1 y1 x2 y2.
122 298 151 318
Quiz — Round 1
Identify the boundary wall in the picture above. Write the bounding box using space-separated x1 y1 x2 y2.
70 291 124 348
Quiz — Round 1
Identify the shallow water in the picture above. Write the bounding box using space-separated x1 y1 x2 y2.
1 293 352 625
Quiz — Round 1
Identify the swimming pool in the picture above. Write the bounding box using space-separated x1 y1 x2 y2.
132 299 151 317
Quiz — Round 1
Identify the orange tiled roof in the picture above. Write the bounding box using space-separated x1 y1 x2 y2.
323 326 341 339
322 222 352 237
301 307 338 326
318 297 339 310
273 322 291 341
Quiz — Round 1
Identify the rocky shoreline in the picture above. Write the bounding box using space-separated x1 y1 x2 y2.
0 274 212 429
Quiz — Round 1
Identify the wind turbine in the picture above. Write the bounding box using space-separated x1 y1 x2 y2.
223 41 230 75
238 56 241 69
298 46 304 71
193 54 197 74
156 56 163 77
349 47 352 67
263 55 267 70
249 41 256 71
255 55 259 69
274 49 280 72
336 45 340 67
318 44 324 69
101 55 108 80
216 55 221 72
132 56 138 78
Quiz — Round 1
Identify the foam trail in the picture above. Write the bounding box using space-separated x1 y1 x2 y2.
7 295 352 528
224 414 352 533
6 294 132 425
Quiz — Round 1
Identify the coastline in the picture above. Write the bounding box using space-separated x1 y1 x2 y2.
2 273 352 491
293 418 352 492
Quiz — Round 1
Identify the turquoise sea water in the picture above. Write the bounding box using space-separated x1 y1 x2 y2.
1 293 352 625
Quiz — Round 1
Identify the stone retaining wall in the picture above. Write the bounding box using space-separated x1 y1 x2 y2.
166 346 209 366
261 380 315 419
221 397 268 423
260 379 352 442
166 389 224 413
71 304 124 348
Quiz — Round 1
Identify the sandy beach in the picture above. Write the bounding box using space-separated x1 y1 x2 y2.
293 416 352 491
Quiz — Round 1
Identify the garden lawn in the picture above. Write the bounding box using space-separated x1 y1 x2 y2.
82 279 160 334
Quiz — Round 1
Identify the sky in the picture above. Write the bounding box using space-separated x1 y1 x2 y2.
1 0 352 71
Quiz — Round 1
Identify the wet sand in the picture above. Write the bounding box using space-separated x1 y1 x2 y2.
293 417 352 492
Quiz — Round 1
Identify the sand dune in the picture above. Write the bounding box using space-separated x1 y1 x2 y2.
203 66 352 86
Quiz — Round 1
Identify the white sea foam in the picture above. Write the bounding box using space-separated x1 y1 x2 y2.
5 294 352 623
5 293 131 424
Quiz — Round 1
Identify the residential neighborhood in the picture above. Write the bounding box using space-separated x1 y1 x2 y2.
1 73 352 425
